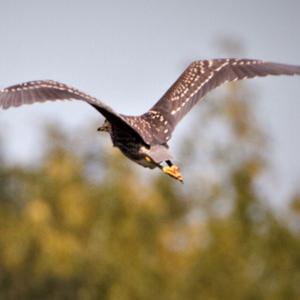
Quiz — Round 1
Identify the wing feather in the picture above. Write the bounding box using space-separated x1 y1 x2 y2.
0 80 146 144
129 59 300 144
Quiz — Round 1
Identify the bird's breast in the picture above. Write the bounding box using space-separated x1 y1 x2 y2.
110 130 156 169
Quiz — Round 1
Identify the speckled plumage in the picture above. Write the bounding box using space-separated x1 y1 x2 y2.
1 58 300 181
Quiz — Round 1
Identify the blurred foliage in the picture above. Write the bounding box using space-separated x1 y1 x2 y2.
0 82 300 300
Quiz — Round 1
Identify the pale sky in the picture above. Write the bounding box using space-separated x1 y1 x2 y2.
0 0 300 204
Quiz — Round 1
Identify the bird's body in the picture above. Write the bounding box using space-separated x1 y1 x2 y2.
1 58 300 182
110 125 153 168
102 118 172 169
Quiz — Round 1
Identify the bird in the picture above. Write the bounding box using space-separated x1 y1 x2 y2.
1 58 300 182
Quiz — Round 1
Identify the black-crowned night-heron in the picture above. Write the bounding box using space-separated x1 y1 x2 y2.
1 58 300 182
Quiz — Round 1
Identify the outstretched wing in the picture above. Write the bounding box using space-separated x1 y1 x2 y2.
126 59 300 145
0 80 146 143
0 80 119 117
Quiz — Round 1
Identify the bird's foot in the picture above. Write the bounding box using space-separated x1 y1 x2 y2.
162 165 184 183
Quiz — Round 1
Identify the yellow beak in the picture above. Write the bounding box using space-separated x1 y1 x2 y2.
162 165 184 183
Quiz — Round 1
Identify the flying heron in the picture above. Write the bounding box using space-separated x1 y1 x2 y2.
1 58 300 182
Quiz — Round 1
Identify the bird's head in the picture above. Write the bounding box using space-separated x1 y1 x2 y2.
97 119 112 133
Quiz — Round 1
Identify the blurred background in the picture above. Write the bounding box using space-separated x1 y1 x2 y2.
0 1 300 299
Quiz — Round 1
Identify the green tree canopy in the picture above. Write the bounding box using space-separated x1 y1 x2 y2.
0 81 299 300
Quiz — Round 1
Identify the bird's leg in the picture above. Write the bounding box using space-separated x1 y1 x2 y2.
161 160 184 183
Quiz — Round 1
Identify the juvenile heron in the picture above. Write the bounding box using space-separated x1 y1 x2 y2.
1 58 300 182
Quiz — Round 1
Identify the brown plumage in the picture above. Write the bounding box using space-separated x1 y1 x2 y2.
1 58 300 182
